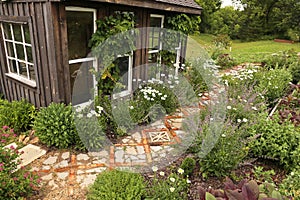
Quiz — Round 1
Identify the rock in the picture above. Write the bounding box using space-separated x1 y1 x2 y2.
77 153 89 161
43 156 58 165
57 172 69 180
41 173 53 181
29 137 39 144
61 152 70 160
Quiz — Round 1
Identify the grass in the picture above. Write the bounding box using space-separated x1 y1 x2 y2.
189 34 300 64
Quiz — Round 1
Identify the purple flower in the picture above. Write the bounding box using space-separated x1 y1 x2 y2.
2 126 9 130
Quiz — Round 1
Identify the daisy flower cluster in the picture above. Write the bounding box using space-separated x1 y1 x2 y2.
140 86 168 101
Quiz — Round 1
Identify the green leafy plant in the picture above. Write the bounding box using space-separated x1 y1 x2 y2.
146 167 190 200
87 169 146 200
129 83 179 124
195 123 248 178
0 99 36 133
34 103 77 149
252 166 275 183
0 126 40 199
280 167 300 199
180 157 196 176
248 112 300 170
254 68 292 107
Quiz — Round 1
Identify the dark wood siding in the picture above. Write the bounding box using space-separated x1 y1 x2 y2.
0 1 65 107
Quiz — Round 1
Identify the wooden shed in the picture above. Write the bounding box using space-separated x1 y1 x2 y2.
0 0 201 107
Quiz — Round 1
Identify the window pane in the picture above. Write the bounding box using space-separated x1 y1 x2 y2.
19 62 28 78
8 59 17 73
28 64 35 81
150 17 163 27
2 23 12 40
114 56 129 92
26 46 33 63
16 44 25 60
23 25 31 44
12 24 22 41
66 11 94 60
6 42 14 57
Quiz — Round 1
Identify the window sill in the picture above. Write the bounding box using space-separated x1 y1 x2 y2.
5 73 37 88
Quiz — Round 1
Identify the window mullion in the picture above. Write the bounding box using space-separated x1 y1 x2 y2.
21 25 30 80
1 23 11 73
10 24 20 76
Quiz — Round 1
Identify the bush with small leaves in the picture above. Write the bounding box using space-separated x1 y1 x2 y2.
0 99 36 133
87 169 146 200
180 157 196 176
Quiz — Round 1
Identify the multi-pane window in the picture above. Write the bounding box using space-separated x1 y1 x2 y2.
148 14 164 64
1 21 35 85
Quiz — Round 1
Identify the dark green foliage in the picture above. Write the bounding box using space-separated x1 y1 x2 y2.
180 157 196 176
165 14 201 35
34 103 77 149
0 99 36 133
280 166 300 199
87 170 146 200
248 112 300 170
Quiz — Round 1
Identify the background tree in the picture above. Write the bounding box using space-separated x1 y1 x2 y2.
195 0 222 33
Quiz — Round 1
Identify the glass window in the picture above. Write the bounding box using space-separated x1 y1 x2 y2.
1 21 35 83
148 15 164 64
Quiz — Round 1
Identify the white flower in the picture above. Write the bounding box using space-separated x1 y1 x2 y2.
233 108 237 111
175 80 179 84
159 81 163 84
291 172 295 176
150 98 154 101
152 166 158 172
187 179 191 184
159 171 165 176
168 80 172 84
164 95 167 98
252 106 258 111
242 118 248 122
243 99 247 103
198 93 202 97
170 187 175 192
158 93 162 96
178 168 184 174
161 74 165 77
78 114 83 118
129 106 134 110
170 85 174 89
161 97 166 100
210 118 214 121
170 177 175 182
97 106 104 113
227 106 232 110
87 113 93 118
174 76 178 80
133 78 136 82
152 93 156 97
221 134 226 137
237 119 241 123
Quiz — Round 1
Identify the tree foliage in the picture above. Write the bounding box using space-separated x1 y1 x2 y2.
199 0 300 41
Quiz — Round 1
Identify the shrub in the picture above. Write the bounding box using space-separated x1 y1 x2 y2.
262 50 298 69
87 169 146 200
216 53 236 69
195 123 248 178
255 68 292 107
288 61 300 84
34 103 77 149
0 127 39 199
73 103 107 151
130 83 179 124
0 99 36 133
248 112 300 170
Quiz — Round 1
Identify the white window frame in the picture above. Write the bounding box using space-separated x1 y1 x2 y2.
148 14 164 54
112 53 133 99
1 20 36 87
66 6 98 105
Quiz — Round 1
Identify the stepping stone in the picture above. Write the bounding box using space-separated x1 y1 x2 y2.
43 156 58 165
61 152 70 160
77 153 89 161
17 144 46 169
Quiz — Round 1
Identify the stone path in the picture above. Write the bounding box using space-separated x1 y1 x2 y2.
21 64 256 198
28 105 203 196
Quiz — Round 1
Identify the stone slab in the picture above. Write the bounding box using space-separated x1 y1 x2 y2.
17 144 46 169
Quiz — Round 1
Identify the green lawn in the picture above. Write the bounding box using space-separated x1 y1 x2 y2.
189 34 300 64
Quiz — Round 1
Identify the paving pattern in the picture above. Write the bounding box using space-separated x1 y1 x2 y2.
22 64 257 197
